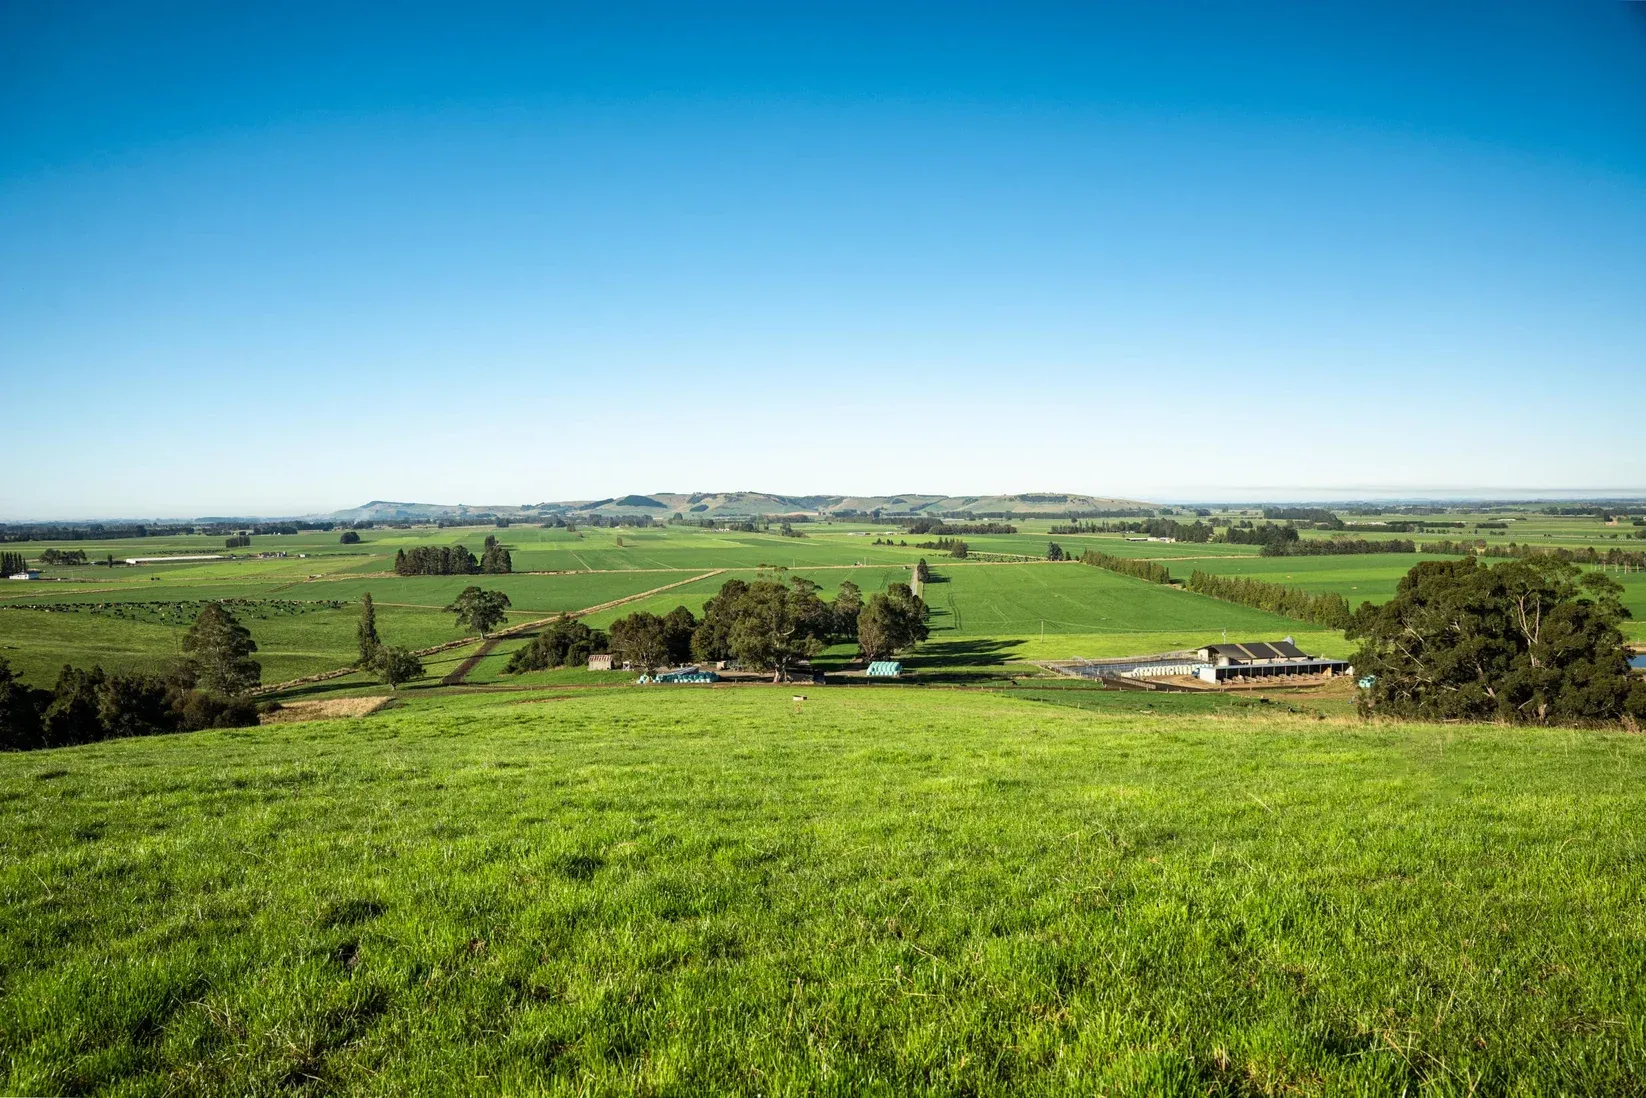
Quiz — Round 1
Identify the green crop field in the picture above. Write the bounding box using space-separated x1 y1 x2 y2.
922 562 1303 638
4 688 1644 1095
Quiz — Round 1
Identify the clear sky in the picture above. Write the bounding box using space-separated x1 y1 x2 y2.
3 2 1644 519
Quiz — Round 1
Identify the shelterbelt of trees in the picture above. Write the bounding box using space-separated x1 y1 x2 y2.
506 575 930 681
1052 518 1415 555
1187 571 1354 630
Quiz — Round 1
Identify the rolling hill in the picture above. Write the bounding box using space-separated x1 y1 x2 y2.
330 492 1155 524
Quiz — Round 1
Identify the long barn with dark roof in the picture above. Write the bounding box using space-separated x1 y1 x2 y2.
1193 638 1351 683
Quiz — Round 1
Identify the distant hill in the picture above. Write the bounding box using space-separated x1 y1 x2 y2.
330 492 1157 524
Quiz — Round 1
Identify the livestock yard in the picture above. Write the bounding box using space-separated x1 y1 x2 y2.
4 504 1646 1094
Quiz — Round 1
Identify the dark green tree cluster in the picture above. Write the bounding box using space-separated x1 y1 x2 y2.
1051 517 1211 538
445 586 512 636
39 548 90 566
0 659 259 751
505 615 607 673
832 580 863 638
1350 557 1646 725
1081 551 1172 584
1262 507 1343 526
902 520 1017 535
1261 538 1415 557
480 535 512 574
1220 524 1299 549
1187 570 1352 629
1145 518 1213 542
1046 542 1066 561
913 538 969 558
352 592 422 689
1 551 26 575
372 646 424 691
224 535 251 549
857 583 929 660
339 530 361 544
394 544 480 576
607 612 675 675
683 577 871 680
181 603 262 694
915 559 930 584
0 604 267 751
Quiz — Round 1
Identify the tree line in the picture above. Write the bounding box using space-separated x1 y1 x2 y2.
1261 538 1416 557
1079 550 1173 585
0 522 196 543
1186 570 1352 629
902 520 1017 536
393 536 512 575
1419 541 1646 571
1 551 26 575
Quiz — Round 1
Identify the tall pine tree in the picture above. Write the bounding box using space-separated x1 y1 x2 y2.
357 592 381 665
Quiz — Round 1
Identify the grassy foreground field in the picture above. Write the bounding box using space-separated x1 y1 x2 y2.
4 688 1644 1095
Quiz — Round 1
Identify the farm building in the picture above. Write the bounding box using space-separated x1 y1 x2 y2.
1194 639 1350 683
587 653 614 671
7 570 40 581
866 661 903 677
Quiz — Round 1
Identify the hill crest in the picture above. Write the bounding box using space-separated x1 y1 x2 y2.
330 492 1157 523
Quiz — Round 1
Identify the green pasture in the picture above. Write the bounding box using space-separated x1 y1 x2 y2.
505 531 920 573
4 688 1644 1094
0 603 467 687
923 563 1305 638
933 533 1265 562
1615 573 1646 642
302 570 704 615
1172 553 1468 607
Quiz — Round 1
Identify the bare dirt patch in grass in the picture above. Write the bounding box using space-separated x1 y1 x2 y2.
259 696 393 724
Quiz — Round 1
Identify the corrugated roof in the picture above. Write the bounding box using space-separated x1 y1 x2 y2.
1205 640 1308 661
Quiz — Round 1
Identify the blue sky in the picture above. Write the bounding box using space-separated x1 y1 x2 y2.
3 2 1644 518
